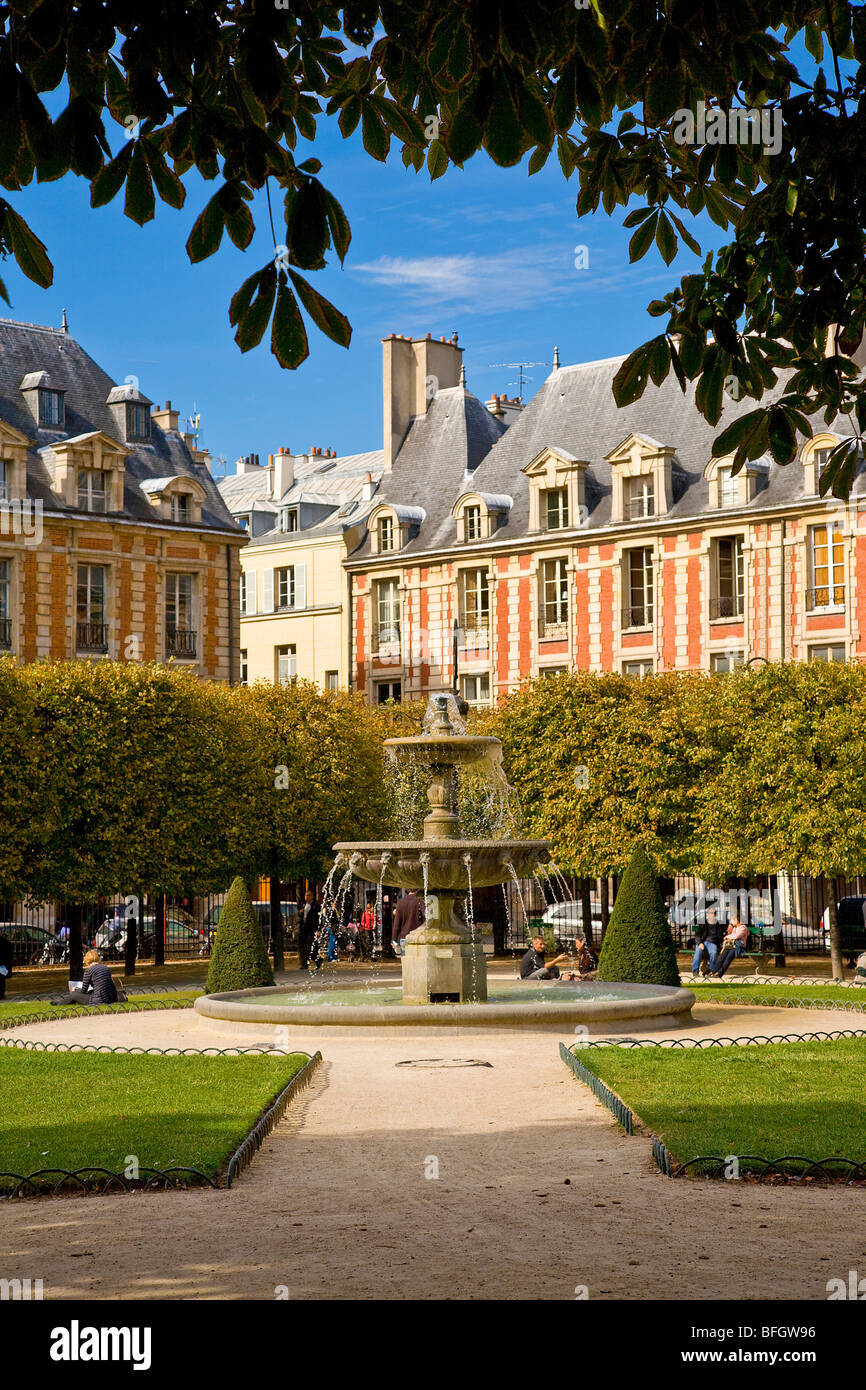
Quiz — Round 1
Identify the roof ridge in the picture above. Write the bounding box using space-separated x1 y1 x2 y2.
0 317 68 335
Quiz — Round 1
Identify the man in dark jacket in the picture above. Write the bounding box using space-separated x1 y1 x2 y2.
391 890 425 956
298 890 320 971
0 929 12 999
690 915 724 978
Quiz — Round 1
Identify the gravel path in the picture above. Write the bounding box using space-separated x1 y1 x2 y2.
1 1004 863 1301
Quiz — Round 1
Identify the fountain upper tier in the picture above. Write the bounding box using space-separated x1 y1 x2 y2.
333 840 550 892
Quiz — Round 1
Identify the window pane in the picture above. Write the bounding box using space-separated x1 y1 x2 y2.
545 489 568 529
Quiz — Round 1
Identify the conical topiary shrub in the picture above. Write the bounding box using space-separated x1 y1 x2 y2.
206 877 275 994
596 846 681 987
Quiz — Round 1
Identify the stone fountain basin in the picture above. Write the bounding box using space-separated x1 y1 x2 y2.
384 735 501 765
334 839 550 891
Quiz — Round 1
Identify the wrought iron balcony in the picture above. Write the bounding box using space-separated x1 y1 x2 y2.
621 604 653 630
538 616 568 639
76 621 108 653
166 627 197 658
460 621 490 648
0 617 11 649
709 594 744 620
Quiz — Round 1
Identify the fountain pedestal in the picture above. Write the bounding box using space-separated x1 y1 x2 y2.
401 892 487 1004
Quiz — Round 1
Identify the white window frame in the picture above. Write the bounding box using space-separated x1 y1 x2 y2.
712 535 744 619
627 474 655 520
461 672 491 706
543 487 569 531
623 548 654 629
623 659 653 678
276 645 297 685
808 522 845 610
77 469 108 513
540 557 568 635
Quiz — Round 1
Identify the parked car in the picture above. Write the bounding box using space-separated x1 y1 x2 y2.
541 901 603 946
207 900 299 949
1 922 58 965
821 897 866 958
94 910 205 958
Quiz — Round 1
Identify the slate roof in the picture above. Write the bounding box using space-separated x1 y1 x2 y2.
347 385 507 558
219 448 386 542
0 317 239 533
347 352 859 560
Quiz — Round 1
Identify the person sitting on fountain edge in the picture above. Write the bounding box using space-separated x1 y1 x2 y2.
520 935 571 981
391 889 424 956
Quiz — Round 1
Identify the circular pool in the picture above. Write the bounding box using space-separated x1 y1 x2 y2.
195 979 695 1031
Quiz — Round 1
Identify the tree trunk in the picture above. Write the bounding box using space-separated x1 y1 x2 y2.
269 850 284 973
827 874 844 980
68 902 83 982
154 895 166 967
600 876 610 942
581 878 593 949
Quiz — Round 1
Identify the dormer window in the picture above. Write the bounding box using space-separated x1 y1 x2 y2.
127 403 151 442
544 487 570 530
626 476 655 520
77 468 108 513
452 492 512 542
279 507 298 534
39 389 65 428
465 504 482 541
719 465 739 508
379 514 395 552
171 492 191 523
20 371 66 430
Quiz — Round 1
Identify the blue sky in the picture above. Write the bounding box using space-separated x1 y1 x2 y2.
3 115 731 471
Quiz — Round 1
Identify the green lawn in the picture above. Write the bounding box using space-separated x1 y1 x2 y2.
0 1050 308 1187
0 990 203 1023
689 981 866 1010
577 1037 866 1163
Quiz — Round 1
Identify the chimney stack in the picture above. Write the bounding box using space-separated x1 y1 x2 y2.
272 446 294 499
151 399 180 433
381 331 463 471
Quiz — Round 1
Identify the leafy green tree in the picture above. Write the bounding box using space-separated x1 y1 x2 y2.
596 844 682 987
21 662 263 974
2 2 866 485
0 657 47 902
205 875 274 993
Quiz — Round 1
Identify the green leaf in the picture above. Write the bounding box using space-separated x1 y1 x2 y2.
123 143 155 226
321 187 351 262
628 212 658 262
361 102 389 161
186 191 225 263
426 138 448 180
230 264 277 353
485 70 523 166
612 344 652 407
143 143 185 210
90 144 133 209
655 211 677 266
448 93 484 163
710 409 768 459
271 278 309 369
289 270 352 348
0 201 53 288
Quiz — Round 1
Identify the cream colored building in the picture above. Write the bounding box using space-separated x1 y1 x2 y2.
219 445 383 686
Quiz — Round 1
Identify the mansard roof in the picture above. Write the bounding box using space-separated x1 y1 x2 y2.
0 317 238 533
349 349 860 561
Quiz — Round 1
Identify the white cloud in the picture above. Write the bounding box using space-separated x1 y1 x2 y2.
352 246 677 315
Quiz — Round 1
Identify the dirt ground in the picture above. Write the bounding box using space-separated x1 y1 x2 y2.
1 1001 864 1302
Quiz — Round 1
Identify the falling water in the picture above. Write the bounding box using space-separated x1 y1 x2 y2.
463 851 480 1002
375 852 390 967
548 857 575 902
420 853 431 920
504 858 530 928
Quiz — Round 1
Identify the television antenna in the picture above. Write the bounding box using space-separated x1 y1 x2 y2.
183 404 201 448
487 360 551 398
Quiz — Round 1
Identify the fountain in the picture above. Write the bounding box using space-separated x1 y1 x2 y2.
333 692 548 1004
195 694 695 1032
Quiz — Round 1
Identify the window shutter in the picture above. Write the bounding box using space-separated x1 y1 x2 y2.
262 568 274 613
246 571 257 615
293 563 306 610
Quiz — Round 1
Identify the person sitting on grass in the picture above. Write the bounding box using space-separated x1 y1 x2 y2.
573 938 598 978
50 949 118 1007
710 919 750 979
520 935 571 981
854 949 866 985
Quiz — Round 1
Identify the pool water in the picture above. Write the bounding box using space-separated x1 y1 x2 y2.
252 983 642 1008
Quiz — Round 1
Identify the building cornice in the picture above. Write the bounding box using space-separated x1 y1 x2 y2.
342 495 862 572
